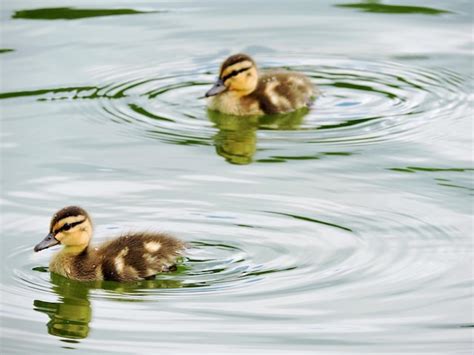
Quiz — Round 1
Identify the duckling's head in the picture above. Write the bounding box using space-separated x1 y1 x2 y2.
206 54 258 97
34 206 93 253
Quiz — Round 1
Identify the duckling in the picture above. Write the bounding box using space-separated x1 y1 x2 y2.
205 53 317 116
34 206 186 282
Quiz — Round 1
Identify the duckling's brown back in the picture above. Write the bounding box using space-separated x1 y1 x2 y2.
98 232 186 281
253 71 316 114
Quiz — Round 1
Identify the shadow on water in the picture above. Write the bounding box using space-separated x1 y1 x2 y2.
335 1 451 15
207 109 308 165
12 7 157 21
33 272 183 341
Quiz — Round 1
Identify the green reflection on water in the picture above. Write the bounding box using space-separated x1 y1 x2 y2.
33 274 92 340
267 211 353 232
12 7 156 20
210 113 258 165
333 82 397 99
315 116 378 130
336 1 450 15
33 272 183 340
208 109 308 165
257 151 353 163
436 182 474 192
0 49 14 54
129 104 174 122
265 155 321 161
0 86 98 100
390 166 474 193
389 166 474 173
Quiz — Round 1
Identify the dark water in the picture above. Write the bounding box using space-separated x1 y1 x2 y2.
1 0 472 354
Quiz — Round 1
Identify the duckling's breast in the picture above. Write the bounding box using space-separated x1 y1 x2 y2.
49 252 71 277
208 92 263 116
49 248 102 281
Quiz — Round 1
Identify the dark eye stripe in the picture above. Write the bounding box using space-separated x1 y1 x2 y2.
55 219 85 234
222 66 252 82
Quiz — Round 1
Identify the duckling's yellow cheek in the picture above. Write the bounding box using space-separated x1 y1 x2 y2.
60 233 75 245
54 233 64 242
229 77 248 92
231 69 258 92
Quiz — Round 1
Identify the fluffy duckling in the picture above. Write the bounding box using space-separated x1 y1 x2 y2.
206 53 317 116
34 206 186 282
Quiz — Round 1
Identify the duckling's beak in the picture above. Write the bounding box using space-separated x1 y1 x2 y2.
205 79 227 97
34 233 59 252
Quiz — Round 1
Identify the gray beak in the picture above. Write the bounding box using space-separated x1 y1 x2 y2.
205 79 227 97
34 233 59 252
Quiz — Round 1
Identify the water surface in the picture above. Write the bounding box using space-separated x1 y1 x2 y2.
1 0 472 354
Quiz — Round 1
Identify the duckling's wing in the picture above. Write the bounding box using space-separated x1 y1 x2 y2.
99 232 186 281
256 71 316 114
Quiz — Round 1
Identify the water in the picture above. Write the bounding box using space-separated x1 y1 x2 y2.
1 0 472 354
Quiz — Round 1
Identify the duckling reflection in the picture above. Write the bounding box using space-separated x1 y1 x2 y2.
208 110 258 165
33 273 92 339
33 272 183 340
208 108 308 165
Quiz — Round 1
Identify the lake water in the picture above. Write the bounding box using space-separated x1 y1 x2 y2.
1 1 472 354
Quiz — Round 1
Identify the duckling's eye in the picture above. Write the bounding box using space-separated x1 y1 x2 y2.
56 218 85 234
222 66 252 82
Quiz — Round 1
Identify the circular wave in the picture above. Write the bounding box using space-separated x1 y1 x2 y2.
61 57 470 147
4 200 468 344
7 202 463 303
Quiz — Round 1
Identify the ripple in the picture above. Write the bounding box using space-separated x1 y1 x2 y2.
6 202 466 303
1 56 469 153
8 233 321 301
3 199 470 346
80 57 469 147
